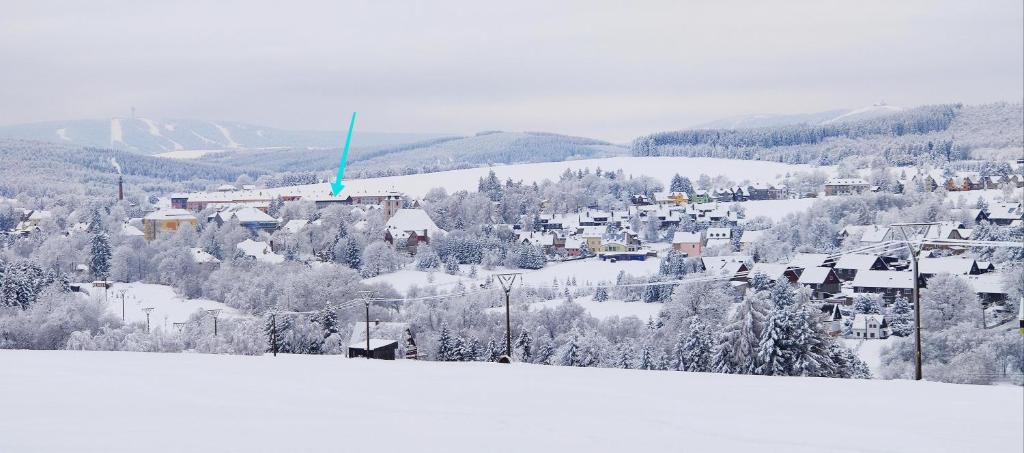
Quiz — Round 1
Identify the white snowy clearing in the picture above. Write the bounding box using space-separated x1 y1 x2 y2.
84 283 238 329
184 156 828 205
368 257 662 297
154 149 227 159
528 295 663 320
212 122 241 148
1 350 1019 452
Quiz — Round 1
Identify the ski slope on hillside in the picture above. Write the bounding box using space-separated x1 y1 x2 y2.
1 350 1019 452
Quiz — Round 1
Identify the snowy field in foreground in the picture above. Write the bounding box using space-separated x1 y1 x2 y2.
1 350 1020 453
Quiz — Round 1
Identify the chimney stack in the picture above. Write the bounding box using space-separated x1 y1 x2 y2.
118 175 124 201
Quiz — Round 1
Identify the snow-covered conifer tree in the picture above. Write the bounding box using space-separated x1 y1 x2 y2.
89 233 112 280
889 295 914 337
682 319 714 372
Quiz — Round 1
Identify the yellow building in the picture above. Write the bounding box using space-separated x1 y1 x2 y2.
143 209 198 241
654 191 689 206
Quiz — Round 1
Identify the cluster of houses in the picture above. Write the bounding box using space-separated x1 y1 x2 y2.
635 183 790 206
699 247 1012 340
909 170 1024 192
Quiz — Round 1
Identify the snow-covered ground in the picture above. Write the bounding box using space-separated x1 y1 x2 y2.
173 156 831 200
84 283 237 330
369 257 663 296
1 350 1019 452
843 337 897 377
529 295 663 321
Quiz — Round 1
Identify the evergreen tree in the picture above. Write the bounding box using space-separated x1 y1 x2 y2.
671 332 686 371
757 307 792 376
616 345 634 369
889 295 914 337
465 337 482 361
536 342 554 365
313 307 339 353
712 297 766 374
267 197 284 217
444 254 460 275
594 286 609 302
786 304 834 376
514 329 533 362
436 324 454 361
682 319 714 372
341 236 362 269
560 333 580 366
638 344 653 370
483 337 499 362
853 293 883 315
415 244 441 270
89 233 112 280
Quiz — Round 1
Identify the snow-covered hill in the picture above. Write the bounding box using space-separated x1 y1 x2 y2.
0 118 447 154
194 131 628 174
1 350 1019 452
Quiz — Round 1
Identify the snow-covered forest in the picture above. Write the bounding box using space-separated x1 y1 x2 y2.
632 103 1023 166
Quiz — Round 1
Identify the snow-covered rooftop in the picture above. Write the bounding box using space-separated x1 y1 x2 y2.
143 209 197 221
852 270 913 289
797 266 835 285
385 209 445 236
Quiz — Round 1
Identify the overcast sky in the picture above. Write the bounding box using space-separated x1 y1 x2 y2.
2 0 1021 142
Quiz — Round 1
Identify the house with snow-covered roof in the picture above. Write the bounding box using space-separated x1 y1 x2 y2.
987 202 1023 226
851 314 889 339
851 270 913 302
384 208 445 253
832 254 888 281
348 321 416 360
209 205 280 232
824 178 869 196
236 239 285 264
142 209 198 241
788 253 832 270
797 267 841 299
918 257 980 282
672 231 703 257
749 263 799 284
652 191 689 206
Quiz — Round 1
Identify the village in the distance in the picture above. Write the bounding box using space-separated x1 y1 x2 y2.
1 2 1022 452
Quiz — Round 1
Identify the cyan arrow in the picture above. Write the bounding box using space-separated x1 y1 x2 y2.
330 112 357 196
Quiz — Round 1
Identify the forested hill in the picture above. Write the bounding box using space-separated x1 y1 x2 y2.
632 103 1023 166
0 139 261 198
0 118 447 155
196 131 628 177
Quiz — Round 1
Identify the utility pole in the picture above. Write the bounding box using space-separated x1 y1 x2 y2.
892 222 936 381
358 290 375 359
142 307 154 333
495 273 520 363
270 313 278 357
206 309 221 336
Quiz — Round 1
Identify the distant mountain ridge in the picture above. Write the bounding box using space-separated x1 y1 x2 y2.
694 104 904 129
0 118 448 155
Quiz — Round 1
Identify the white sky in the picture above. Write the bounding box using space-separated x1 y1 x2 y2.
1 0 1021 142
